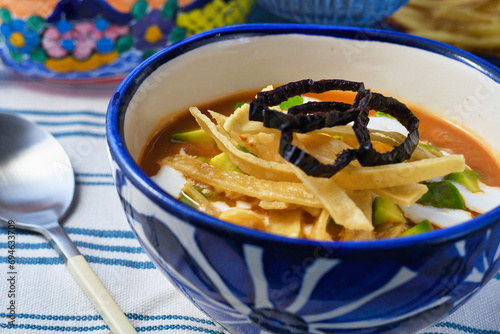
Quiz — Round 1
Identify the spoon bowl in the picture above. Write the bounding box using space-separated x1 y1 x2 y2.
0 112 136 334
0 112 74 230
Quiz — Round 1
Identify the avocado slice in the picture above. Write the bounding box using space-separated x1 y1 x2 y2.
445 170 481 193
279 95 304 110
401 220 433 236
418 142 442 156
372 196 406 226
171 129 215 145
209 152 243 173
418 180 466 210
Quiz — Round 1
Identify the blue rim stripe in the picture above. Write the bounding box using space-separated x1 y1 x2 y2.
106 23 500 253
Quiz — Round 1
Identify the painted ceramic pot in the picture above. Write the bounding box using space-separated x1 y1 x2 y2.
106 24 500 333
0 0 254 82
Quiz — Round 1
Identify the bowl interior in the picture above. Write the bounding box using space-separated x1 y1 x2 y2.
123 28 500 173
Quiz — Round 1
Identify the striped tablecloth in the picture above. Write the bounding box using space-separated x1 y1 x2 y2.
0 70 499 334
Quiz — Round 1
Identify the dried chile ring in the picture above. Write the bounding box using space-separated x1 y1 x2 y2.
249 79 371 133
253 79 366 106
279 131 358 177
249 79 420 177
354 92 420 167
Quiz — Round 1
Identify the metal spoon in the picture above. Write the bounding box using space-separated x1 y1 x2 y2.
0 113 137 334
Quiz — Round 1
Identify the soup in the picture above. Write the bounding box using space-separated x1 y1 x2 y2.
139 82 500 241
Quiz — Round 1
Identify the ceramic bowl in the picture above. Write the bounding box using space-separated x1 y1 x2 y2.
106 24 500 334
0 0 254 82
256 0 408 26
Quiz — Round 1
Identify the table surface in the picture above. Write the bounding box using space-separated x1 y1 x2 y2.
0 8 499 334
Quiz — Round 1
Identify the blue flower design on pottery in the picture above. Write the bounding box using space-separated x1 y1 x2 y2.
0 18 39 57
132 9 176 58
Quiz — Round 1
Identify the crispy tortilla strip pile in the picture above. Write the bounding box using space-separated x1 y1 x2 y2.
161 94 465 241
390 0 500 57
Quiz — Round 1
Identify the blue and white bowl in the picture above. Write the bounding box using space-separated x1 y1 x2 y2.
106 24 500 334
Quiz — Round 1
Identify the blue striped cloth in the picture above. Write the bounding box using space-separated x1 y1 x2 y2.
0 71 499 334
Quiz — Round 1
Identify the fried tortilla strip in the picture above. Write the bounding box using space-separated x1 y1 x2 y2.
295 132 351 159
163 154 322 207
373 183 428 207
296 131 435 204
315 126 436 160
192 107 465 188
268 209 303 238
259 200 290 210
190 107 297 181
210 109 283 162
219 208 268 231
291 165 373 231
240 133 283 162
341 228 375 241
308 209 332 241
347 190 373 220
223 103 276 136
333 155 465 190
340 190 375 240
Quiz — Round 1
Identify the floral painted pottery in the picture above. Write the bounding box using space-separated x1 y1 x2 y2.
0 0 254 82
106 24 500 333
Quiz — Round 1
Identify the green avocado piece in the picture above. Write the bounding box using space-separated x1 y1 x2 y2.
279 95 304 110
373 111 396 120
209 152 243 173
234 102 249 109
401 220 433 236
445 171 481 193
418 180 466 210
418 142 442 156
171 129 215 145
372 197 406 226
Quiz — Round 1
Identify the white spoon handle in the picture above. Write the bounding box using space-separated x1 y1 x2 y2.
67 255 137 334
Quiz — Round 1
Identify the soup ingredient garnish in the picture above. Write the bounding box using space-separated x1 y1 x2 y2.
171 129 215 146
418 181 466 210
372 197 406 226
154 79 491 240
445 171 481 193
210 152 243 173
400 220 433 236
249 79 420 177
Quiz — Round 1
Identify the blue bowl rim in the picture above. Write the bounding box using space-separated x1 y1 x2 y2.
107 23 500 253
